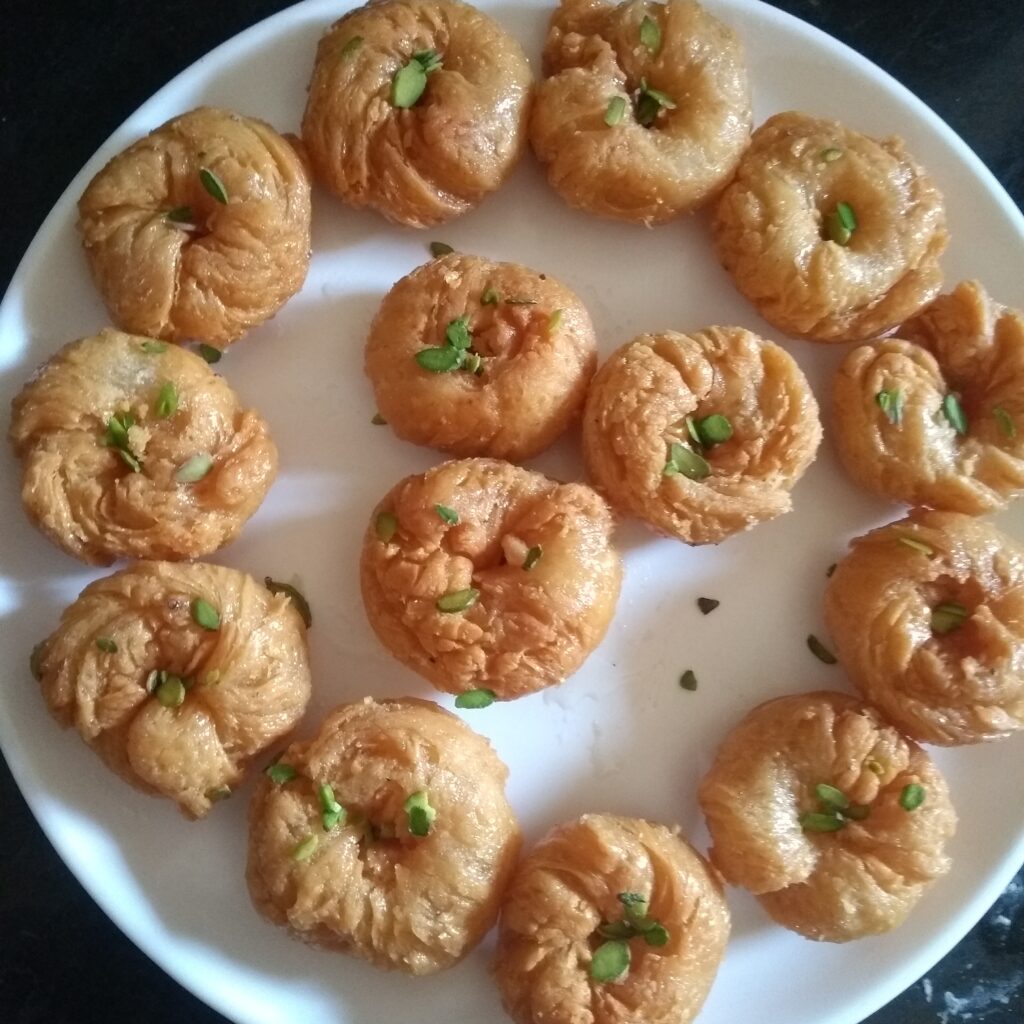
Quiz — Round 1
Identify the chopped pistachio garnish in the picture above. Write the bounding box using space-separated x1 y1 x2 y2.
825 201 857 245
197 343 222 364
265 761 298 785
597 921 635 941
264 578 313 628
697 597 719 615
865 757 885 776
994 406 1016 439
590 940 630 983
464 351 483 374
318 783 346 831
942 393 968 435
679 669 697 691
141 340 167 354
155 674 186 708
415 346 462 372
807 634 837 664
435 504 459 525
454 688 497 709
635 78 676 127
695 414 733 446
292 835 318 861
156 381 178 419
375 511 398 542
404 790 436 836
391 50 442 108
639 13 661 54
481 286 500 305
204 669 221 686
618 892 649 920
549 309 563 331
899 783 926 811
371 412 387 425
663 442 710 480
685 416 703 447
604 95 627 126
820 147 843 162
145 669 160 694
103 412 142 472
591 892 670 975
436 588 479 613
165 206 195 224
206 786 232 802
340 35 363 58
191 597 221 631
445 315 471 349
799 811 845 833
523 545 543 570
815 783 850 812
30 641 45 681
876 388 904 425
643 923 670 946
95 637 117 653
175 453 213 483
897 535 934 557
199 167 229 205
930 601 968 635
117 448 142 472
429 241 454 257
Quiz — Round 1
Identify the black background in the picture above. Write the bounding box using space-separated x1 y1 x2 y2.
1 2 1022 1022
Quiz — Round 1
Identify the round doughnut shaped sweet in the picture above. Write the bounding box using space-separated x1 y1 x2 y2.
246 697 520 974
78 106 312 349
698 691 956 942
582 327 821 544
713 111 948 342
33 561 312 819
302 0 532 227
493 813 730 1024
824 511 1024 745
833 280 1024 514
530 0 751 224
366 254 597 460
360 458 622 699
8 329 277 565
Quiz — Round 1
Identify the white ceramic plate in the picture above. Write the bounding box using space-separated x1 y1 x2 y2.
1 1 1022 1022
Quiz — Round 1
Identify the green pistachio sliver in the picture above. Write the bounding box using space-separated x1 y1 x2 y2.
429 241 454 258
191 597 221 631
340 35 363 58
464 351 483 374
30 641 45 681
820 147 843 162
95 637 117 653
413 49 442 73
206 786 232 802
392 59 428 108
265 762 298 785
435 504 459 525
825 202 857 245
685 415 703 448
930 601 968 635
415 346 463 372
165 206 195 224
548 309 563 331
264 578 313 629
618 892 649 920
639 14 661 54
523 545 543 570
590 939 630 983
942 393 968 435
141 340 168 354
876 388 904 425
156 381 178 419
642 923 670 947
679 669 697 691
117 448 142 473
597 920 636 941
197 343 222 364
318 783 345 831
404 790 437 837
155 674 186 708
899 783 926 811
436 588 479 614
897 535 934 557
994 406 1016 439
454 688 497 709
481 286 500 305
696 414 733 445
814 783 850 812
697 597 719 615
604 95 626 126
376 511 398 543
145 669 161 694
292 835 318 861
664 442 710 480
865 757 886 776
807 634 837 664
445 315 472 350
175 453 213 483
799 811 845 833
199 167 229 204
104 413 131 449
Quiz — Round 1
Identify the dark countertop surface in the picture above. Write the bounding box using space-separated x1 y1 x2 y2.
1 1 1022 1022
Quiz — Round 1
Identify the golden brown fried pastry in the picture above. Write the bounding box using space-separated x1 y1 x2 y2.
34 561 311 819
360 458 622 699
713 111 948 342
699 691 956 942
531 0 751 224
302 0 532 226
365 254 597 460
824 511 1024 745
833 281 1024 513
581 328 821 544
246 697 520 974
493 813 729 1024
9 329 277 565
78 107 311 349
